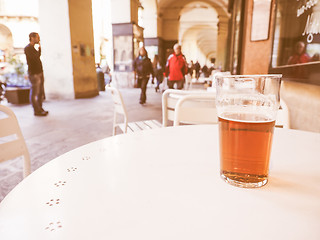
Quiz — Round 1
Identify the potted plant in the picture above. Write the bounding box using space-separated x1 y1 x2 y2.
4 54 31 104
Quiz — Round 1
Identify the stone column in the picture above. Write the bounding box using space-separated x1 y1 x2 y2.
140 0 160 61
216 17 229 71
39 0 98 99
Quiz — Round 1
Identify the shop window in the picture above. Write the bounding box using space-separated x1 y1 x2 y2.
272 0 320 67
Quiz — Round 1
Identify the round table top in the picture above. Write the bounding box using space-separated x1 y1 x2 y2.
0 125 320 240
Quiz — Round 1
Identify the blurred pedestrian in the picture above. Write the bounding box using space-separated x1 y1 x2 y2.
152 55 164 92
209 63 215 75
287 41 310 78
133 47 153 104
96 63 105 91
288 41 310 64
24 32 48 116
202 64 210 78
194 61 201 80
165 44 188 89
188 60 195 76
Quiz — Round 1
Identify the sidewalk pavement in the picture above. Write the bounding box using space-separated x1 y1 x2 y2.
0 85 163 201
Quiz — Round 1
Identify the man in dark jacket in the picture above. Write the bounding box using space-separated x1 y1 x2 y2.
133 47 153 104
194 61 201 80
165 44 188 89
24 32 48 116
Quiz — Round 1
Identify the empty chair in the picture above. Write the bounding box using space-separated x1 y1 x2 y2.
106 85 162 135
162 89 214 127
173 94 217 126
184 74 193 90
276 99 290 128
0 105 31 178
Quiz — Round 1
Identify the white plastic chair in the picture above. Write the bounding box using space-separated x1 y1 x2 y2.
173 94 217 126
162 89 214 127
184 74 193 90
106 86 162 135
0 105 31 178
276 99 290 129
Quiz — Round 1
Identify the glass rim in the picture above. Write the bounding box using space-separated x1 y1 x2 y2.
217 74 282 78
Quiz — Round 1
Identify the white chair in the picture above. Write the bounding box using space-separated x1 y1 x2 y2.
162 89 215 127
276 99 290 129
0 105 31 178
184 74 192 90
160 77 168 93
173 94 217 126
106 86 162 135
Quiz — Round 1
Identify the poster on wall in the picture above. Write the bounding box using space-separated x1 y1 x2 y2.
113 36 133 72
251 0 272 41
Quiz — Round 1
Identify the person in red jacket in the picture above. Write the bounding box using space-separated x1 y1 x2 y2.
165 44 188 89
287 41 310 65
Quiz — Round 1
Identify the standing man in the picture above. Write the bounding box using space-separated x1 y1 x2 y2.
165 44 188 90
24 32 48 116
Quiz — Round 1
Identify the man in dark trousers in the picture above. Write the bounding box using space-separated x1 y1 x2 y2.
165 44 188 89
194 61 201 80
24 32 48 116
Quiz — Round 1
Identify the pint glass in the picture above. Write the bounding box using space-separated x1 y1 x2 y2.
216 75 282 188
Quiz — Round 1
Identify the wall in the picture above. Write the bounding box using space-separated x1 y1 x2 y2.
111 0 131 23
240 0 276 74
238 0 320 132
68 0 98 98
281 81 320 133
161 7 179 41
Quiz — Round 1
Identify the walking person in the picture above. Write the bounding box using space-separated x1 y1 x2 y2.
188 60 195 77
152 55 164 92
165 44 188 90
194 61 201 80
24 32 48 116
133 47 153 104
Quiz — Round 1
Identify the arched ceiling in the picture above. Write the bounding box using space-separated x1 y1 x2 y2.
158 0 229 18
0 24 13 50
181 25 217 59
179 1 218 64
141 0 229 65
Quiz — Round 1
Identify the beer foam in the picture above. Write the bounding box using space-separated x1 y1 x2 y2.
219 112 274 123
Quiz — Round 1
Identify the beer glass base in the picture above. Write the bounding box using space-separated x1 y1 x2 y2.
220 171 268 188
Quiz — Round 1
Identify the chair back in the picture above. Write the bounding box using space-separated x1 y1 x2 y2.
184 74 192 90
106 85 129 134
276 99 290 128
106 86 128 117
173 94 217 126
162 89 215 126
0 105 31 178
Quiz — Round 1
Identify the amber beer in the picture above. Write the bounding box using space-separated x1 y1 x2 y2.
218 113 275 187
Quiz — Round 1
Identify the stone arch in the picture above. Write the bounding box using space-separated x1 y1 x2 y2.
158 0 229 67
0 24 13 51
181 24 217 65
179 1 218 42
159 0 229 20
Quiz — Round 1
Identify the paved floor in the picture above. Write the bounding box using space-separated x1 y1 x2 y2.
0 85 166 201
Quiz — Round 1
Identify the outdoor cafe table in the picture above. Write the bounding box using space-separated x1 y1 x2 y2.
0 125 319 239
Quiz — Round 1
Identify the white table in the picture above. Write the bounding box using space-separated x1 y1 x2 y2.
0 125 320 239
